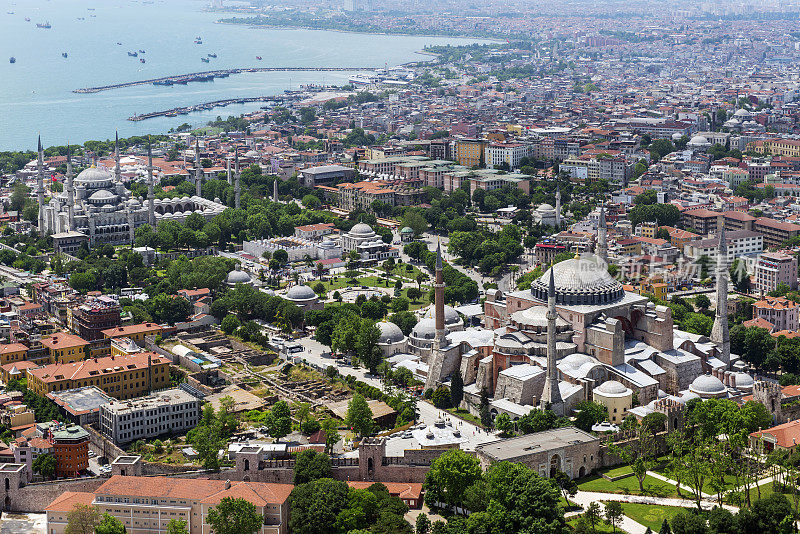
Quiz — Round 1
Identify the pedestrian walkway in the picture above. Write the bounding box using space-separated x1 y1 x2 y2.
646 470 711 498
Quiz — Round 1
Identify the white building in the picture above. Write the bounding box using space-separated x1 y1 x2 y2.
485 143 531 170
341 222 399 264
243 237 341 263
683 230 763 263
99 389 201 445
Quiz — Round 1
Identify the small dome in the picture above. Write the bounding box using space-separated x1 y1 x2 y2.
689 375 726 396
537 203 555 212
734 108 752 117
378 322 404 344
226 270 252 285
319 239 336 249
733 372 754 389
285 284 316 301
411 318 436 340
595 380 631 397
400 226 414 234
349 222 375 236
671 132 683 140
423 305 461 326
89 189 116 201
245 150 260 158
688 135 710 146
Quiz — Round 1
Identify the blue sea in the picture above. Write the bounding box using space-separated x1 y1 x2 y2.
0 0 483 150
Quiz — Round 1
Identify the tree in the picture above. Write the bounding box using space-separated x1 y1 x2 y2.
206 497 263 534
416 513 431 534
660 519 672 534
94 514 127 534
64 503 100 534
423 449 482 509
694 294 711 311
575 401 607 432
165 518 189 534
221 314 241 335
266 400 292 441
495 413 514 437
32 452 56 479
604 501 624 533
293 449 332 485
669 510 708 534
608 424 657 492
450 373 463 408
356 319 383 374
402 211 428 236
289 478 350 534
553 470 578 507
584 502 602 533
346 394 374 437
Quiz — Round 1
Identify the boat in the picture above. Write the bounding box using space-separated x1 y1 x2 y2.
77 17 84 20
207 53 216 58
140 58 146 63
36 21 51 29
24 17 30 21
153 80 173 86
9 57 15 64
138 50 145 54
201 57 210 63
127 51 138 57
62 52 68 58
194 40 202 44
256 56 262 60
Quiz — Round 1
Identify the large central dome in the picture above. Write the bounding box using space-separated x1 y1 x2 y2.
75 166 113 186
530 256 624 306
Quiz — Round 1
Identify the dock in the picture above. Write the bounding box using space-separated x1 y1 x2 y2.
127 95 295 121
74 66 375 93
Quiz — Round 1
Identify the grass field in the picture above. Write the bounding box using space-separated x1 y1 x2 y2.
617 502 685 531
577 474 678 497
567 514 627 533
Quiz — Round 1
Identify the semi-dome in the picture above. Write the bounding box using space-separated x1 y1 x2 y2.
75 166 113 185
349 222 375 236
226 270 252 285
560 353 595 371
89 189 116 202
411 318 436 340
378 321 405 344
530 256 624 306
423 305 461 326
285 284 316 301
689 374 726 397
595 380 631 397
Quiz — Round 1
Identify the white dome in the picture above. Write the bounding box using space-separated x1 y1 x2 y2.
319 239 336 249
378 321 405 344
536 203 555 212
75 166 113 185
88 189 116 201
349 222 375 236
411 318 436 340
671 132 683 140
226 270 252 285
595 380 631 397
733 372 754 389
734 108 752 117
285 284 316 301
689 375 726 396
560 353 595 371
422 305 461 326
688 135 709 146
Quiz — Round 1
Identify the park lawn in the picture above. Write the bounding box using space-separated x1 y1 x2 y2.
617 502 685 532
651 464 740 496
577 474 678 497
445 407 484 428
567 514 626 533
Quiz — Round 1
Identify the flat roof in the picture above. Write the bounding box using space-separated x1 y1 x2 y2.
48 386 115 416
476 427 599 461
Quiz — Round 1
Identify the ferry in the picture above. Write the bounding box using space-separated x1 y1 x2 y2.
36 21 51 29
139 50 145 54
24 17 30 21
201 57 210 63
62 52 68 58
9 57 15 64
348 75 373 85
116 42 122 45
207 53 217 58
127 51 138 57
255 56 262 60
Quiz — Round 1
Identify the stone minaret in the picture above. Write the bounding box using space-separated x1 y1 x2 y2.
596 206 608 264
226 156 232 185
114 131 122 184
194 139 203 197
540 267 564 413
555 186 561 227
147 141 155 228
711 225 731 364
434 242 447 349
66 143 75 231
234 148 241 209
273 178 279 202
36 136 46 236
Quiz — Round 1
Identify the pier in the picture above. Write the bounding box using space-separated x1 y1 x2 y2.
73 66 375 93
127 95 295 121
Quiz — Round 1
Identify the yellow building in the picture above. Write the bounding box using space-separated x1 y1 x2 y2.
0 343 28 366
41 333 90 364
102 323 164 345
592 380 633 424
749 138 800 157
26 352 171 400
454 139 487 168
642 282 669 301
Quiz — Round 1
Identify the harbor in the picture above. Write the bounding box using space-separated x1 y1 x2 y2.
73 66 376 93
127 95 296 121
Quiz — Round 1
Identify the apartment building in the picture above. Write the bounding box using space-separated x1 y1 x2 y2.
46 475 293 534
683 230 763 263
26 352 170 400
453 138 487 167
755 252 799 294
680 208 720 235
752 296 799 332
750 138 800 157
754 217 800 248
485 143 530 169
99 388 200 445
70 300 122 341
47 424 90 478
722 210 756 232
561 154 630 186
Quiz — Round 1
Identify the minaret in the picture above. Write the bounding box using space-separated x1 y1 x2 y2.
711 225 731 364
234 148 241 209
194 139 203 197
114 131 122 184
147 141 155 228
226 156 232 185
36 136 46 236
540 267 564 413
555 186 562 227
433 242 447 349
66 143 75 231
273 178 279 202
596 206 608 264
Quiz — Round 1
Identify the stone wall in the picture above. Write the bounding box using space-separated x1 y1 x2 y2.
86 425 125 462
8 478 105 512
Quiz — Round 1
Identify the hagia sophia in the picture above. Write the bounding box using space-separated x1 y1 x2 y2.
383 221 762 427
